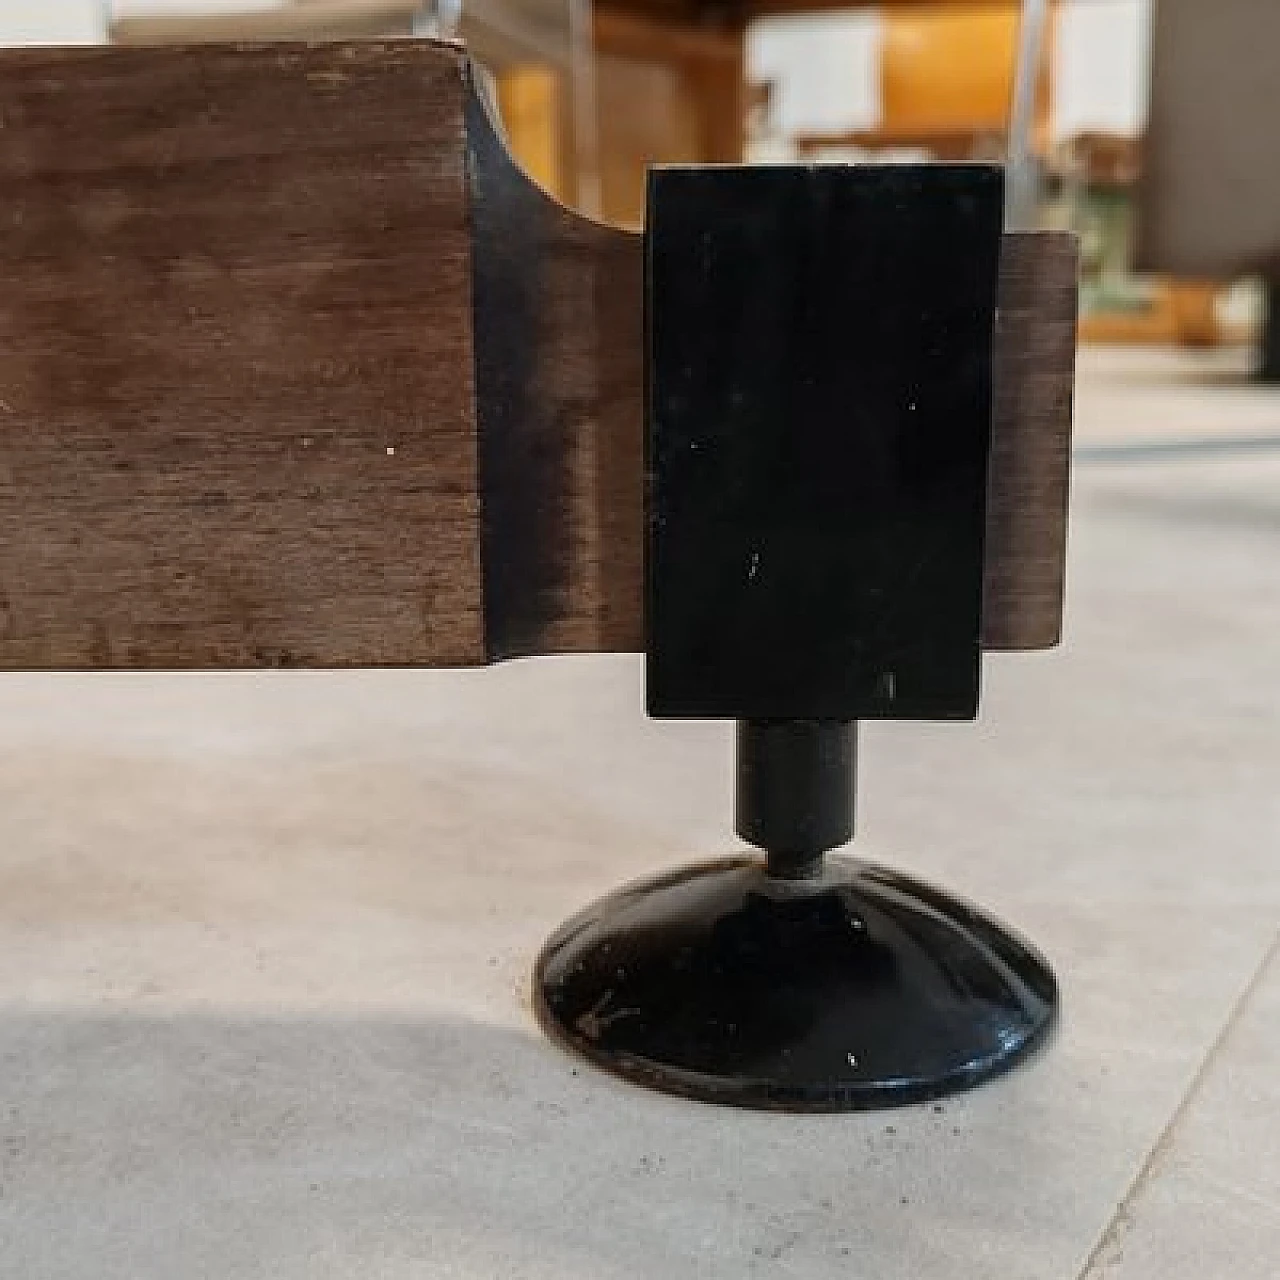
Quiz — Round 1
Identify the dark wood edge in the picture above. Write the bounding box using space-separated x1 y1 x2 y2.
465 59 645 660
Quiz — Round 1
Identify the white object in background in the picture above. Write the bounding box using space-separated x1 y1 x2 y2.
0 0 105 43
410 2 438 37
423 0 459 39
112 0 291 14
1056 0 1151 140
747 14 882 139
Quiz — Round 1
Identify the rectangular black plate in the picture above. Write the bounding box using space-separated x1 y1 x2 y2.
645 164 1003 720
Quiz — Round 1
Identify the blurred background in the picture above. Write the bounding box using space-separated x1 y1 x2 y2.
5 0 1278 366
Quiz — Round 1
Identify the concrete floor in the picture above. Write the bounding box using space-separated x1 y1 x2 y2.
1 346 1277 1278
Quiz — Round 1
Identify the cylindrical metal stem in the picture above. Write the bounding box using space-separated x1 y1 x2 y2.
735 720 856 877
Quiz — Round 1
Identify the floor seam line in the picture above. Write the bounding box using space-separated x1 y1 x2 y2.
1073 925 1280 1280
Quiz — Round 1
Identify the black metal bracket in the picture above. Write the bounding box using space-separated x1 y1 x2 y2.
535 164 1059 1111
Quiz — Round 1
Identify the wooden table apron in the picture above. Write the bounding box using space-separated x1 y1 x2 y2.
0 41 1076 671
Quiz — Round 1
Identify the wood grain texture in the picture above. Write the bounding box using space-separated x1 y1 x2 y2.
984 231 1078 651
0 41 1075 670
0 42 482 668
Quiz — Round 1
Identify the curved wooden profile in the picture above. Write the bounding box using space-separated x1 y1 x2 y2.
0 40 1075 670
464 65 644 660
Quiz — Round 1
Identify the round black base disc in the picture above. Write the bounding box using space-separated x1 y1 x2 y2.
535 856 1058 1111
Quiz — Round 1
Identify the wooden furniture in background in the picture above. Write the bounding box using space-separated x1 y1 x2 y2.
1055 132 1232 346
592 9 742 225
0 41 1075 669
796 2 1055 163
495 64 565 196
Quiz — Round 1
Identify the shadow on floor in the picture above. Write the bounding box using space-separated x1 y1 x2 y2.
0 1006 1067 1279
1085 489 1280 535
1076 434 1280 465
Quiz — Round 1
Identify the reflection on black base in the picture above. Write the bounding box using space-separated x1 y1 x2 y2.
535 856 1057 1112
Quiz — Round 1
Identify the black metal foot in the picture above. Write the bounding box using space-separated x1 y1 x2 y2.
534 855 1057 1112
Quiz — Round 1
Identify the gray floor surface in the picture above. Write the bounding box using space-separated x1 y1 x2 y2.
1 347 1277 1278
